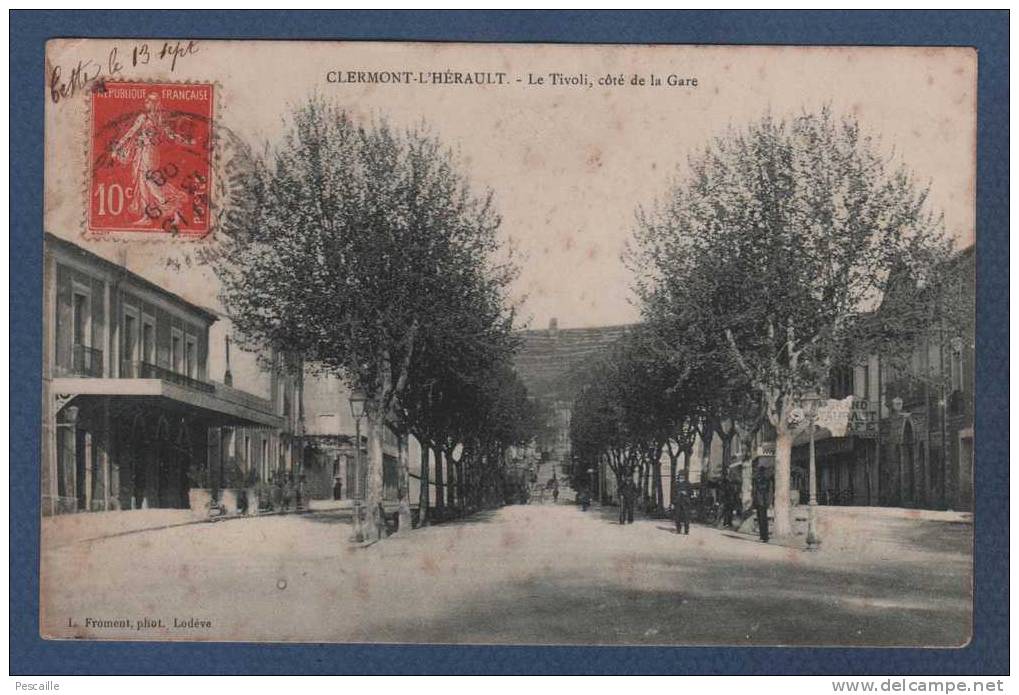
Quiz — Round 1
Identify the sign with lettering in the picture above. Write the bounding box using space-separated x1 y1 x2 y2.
848 398 880 437
815 396 853 436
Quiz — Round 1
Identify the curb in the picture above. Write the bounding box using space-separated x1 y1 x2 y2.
49 507 321 549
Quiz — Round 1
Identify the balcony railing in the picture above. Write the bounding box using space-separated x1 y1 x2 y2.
884 376 929 409
72 344 104 377
120 360 215 393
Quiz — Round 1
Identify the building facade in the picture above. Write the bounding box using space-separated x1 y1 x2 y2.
513 318 633 490
728 247 975 513
42 234 283 515
875 246 975 511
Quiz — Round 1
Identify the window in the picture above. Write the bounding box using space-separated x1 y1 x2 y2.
861 364 870 401
142 316 155 365
224 429 235 458
72 292 89 346
829 366 853 400
244 435 251 467
185 335 197 378
261 439 269 481
170 329 183 373
950 343 964 392
122 308 139 374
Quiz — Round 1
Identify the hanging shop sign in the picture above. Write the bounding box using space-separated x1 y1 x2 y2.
848 398 879 438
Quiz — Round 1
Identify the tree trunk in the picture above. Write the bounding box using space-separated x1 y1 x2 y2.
456 458 466 513
418 444 430 526
737 430 755 511
641 460 650 507
773 424 793 537
701 427 715 481
616 473 626 524
668 451 678 505
445 450 456 509
364 411 386 542
397 434 412 533
433 446 445 511
720 432 734 481
653 445 664 512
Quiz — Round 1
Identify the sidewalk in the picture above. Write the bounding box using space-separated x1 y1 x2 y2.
43 498 420 548
42 509 201 549
733 504 973 554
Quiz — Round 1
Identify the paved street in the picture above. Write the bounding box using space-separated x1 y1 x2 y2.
41 502 971 646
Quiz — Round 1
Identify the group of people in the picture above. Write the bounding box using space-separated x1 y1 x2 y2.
671 466 772 543
265 472 307 513
580 466 773 544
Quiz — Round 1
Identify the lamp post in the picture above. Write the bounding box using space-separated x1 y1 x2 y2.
801 390 825 551
348 388 367 542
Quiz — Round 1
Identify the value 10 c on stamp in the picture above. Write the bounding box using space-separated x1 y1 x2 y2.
88 81 214 237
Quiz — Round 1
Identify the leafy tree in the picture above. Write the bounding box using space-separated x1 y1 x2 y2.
218 98 516 540
568 327 691 519
631 108 954 534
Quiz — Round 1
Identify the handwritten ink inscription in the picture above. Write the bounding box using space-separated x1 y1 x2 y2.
89 81 213 237
50 41 200 104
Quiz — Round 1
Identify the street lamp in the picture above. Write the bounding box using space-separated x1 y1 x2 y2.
348 388 368 542
801 390 826 551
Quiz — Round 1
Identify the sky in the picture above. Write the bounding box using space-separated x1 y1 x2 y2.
46 41 976 330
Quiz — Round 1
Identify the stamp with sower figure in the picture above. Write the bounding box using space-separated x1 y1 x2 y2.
88 81 213 237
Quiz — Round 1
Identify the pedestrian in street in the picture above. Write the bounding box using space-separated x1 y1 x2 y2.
270 473 284 512
283 473 295 511
375 501 388 539
721 477 735 528
624 479 636 524
753 465 771 543
296 474 307 511
674 473 691 535
552 478 560 504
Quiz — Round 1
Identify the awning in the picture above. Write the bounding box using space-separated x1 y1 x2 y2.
792 425 835 447
50 377 284 429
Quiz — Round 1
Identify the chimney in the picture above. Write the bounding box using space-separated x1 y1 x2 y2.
548 317 559 339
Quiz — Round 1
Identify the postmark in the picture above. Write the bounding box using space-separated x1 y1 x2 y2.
87 81 214 238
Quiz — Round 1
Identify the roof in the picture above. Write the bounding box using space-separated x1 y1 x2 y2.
513 322 633 401
44 233 220 324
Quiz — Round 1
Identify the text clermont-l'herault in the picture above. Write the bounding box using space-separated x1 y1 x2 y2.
326 70 508 86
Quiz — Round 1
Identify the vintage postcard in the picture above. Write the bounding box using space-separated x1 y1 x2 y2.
41 39 975 646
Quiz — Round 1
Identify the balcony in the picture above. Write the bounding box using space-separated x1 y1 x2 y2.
72 344 104 377
884 375 928 410
120 360 215 393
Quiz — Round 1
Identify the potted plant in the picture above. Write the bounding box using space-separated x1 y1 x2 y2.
219 459 246 515
187 464 213 519
244 466 260 516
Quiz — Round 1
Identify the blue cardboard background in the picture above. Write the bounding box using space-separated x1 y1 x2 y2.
10 10 1008 675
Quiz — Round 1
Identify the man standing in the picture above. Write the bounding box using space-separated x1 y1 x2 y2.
721 477 735 528
753 465 771 543
674 473 691 535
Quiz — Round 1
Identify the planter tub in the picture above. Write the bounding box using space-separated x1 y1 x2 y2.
188 488 213 519
220 488 242 516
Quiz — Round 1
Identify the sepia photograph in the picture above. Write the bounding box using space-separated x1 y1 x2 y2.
38 37 977 649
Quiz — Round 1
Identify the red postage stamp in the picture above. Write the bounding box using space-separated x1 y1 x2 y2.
88 81 214 237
